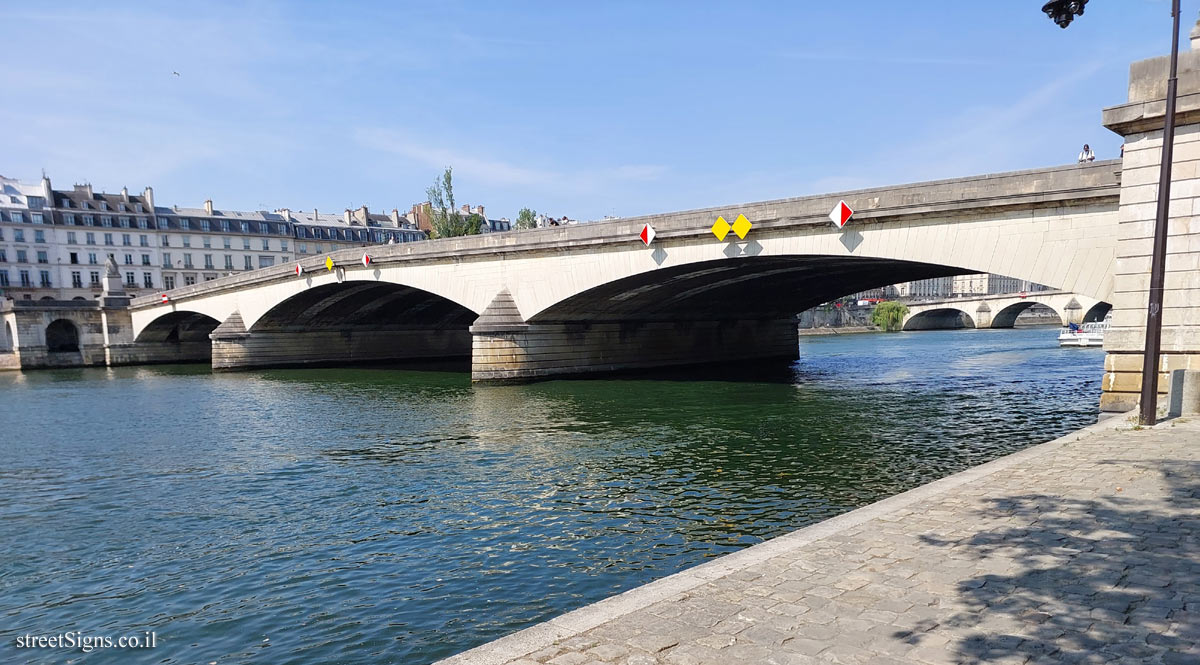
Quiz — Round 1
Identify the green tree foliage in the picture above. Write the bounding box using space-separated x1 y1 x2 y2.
515 207 537 230
871 301 909 332
426 167 480 239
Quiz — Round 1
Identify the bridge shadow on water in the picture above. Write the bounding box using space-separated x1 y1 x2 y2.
900 458 1200 664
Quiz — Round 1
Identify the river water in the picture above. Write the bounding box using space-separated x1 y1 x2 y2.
0 328 1104 664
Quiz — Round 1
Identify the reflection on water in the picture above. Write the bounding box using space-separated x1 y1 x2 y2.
0 328 1103 664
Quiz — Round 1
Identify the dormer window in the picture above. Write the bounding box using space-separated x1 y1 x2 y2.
100 201 108 211
62 199 71 208
180 218 190 230
81 201 89 210
119 203 126 212
135 203 143 213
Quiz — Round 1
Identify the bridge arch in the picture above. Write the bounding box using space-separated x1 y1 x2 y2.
902 308 975 331
135 311 223 344
1084 301 1112 323
45 319 80 353
990 301 1063 328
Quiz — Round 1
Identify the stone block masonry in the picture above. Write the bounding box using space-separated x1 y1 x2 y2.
437 417 1200 665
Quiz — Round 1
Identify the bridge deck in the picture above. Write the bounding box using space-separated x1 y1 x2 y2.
130 161 1119 310
438 417 1200 665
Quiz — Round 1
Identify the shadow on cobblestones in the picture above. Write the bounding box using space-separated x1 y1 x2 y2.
906 459 1200 664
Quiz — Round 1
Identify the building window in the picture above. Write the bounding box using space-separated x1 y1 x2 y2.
243 255 253 270
14 230 25 242
86 232 95 245
83 215 94 226
164 275 175 289
34 230 45 243
258 255 275 268
242 238 250 250
104 233 114 245
200 219 211 231
122 233 132 246
224 255 233 270
101 216 112 227
88 252 98 265
298 242 307 254
119 203 126 212
183 254 194 268
162 252 172 268
89 271 100 286
138 217 148 229
157 218 168 230
62 199 71 209
139 235 149 247
203 273 216 281
223 236 231 249
16 250 27 263
19 269 31 287
100 201 108 211
11 212 22 223
0 249 5 262
71 271 83 288
184 274 196 286
143 273 153 288
161 235 170 247
69 252 79 264
64 214 76 225
67 232 77 244
0 270 8 287
204 254 214 269
240 222 249 233
124 254 133 265
280 240 288 252
180 218 190 230
203 236 211 248
36 251 48 264
220 220 230 232
141 254 151 266
119 217 130 228
182 236 191 248
125 272 136 287
261 239 270 251
136 203 143 213
39 270 52 287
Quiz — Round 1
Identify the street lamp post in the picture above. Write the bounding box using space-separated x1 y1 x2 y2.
1045 0 1181 425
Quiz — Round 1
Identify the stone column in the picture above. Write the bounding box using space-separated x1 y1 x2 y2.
1100 25 1200 412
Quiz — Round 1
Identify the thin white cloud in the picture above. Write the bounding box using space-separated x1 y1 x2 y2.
355 128 666 193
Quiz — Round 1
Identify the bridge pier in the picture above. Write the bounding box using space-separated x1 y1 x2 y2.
209 312 471 371
1100 41 1200 413
470 293 798 383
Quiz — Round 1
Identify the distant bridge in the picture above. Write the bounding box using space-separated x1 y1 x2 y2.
902 291 1111 331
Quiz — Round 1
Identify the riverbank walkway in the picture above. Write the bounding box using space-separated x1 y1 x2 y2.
438 417 1200 665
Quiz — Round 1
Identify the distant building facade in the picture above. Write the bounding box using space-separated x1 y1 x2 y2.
0 174 428 301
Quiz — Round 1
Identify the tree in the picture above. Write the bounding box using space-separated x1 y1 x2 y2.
871 301 909 332
426 167 480 239
515 207 537 230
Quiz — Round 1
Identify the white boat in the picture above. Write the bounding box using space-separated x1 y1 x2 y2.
1058 314 1110 347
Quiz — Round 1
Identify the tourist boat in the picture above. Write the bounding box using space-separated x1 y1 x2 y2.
1058 314 1110 347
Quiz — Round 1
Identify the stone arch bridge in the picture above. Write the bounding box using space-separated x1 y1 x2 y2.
118 161 1120 386
902 291 1112 331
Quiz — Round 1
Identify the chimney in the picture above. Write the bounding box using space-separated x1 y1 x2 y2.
313 208 318 222
121 187 129 202
142 186 154 209
390 208 401 224
474 205 484 217
355 205 369 224
204 199 213 215
460 204 470 215
75 183 93 198
343 209 352 224
278 208 290 221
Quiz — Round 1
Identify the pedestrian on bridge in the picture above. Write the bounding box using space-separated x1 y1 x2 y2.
1078 144 1095 163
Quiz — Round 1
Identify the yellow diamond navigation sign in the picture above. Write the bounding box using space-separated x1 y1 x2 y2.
711 216 731 240
325 256 334 271
731 214 752 240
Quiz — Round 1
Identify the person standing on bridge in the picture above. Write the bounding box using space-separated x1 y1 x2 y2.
1078 144 1095 163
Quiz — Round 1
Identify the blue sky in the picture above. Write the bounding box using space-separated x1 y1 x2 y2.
0 1 1181 221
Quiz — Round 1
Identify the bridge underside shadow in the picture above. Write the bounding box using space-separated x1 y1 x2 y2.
473 255 969 383
132 311 222 364
208 282 476 371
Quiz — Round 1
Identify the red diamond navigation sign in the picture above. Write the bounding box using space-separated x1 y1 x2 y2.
639 223 656 246
829 200 854 228
362 253 372 267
